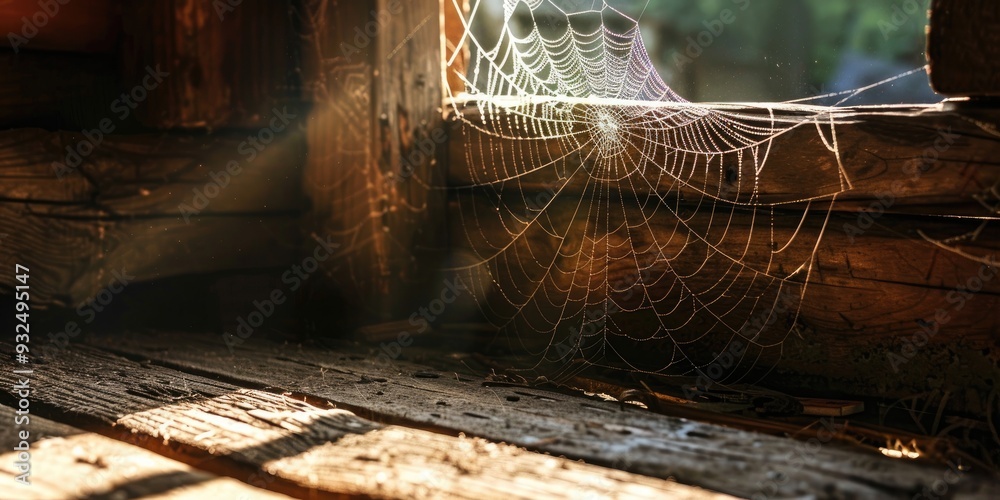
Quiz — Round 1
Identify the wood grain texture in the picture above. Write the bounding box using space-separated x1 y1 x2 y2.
121 0 298 128
449 103 1000 215
0 129 305 214
0 129 306 306
374 0 450 314
0 406 291 499
929 0 1000 97
0 343 730 500
83 331 1000 500
301 0 448 322
446 101 1000 414
299 0 383 322
450 194 1000 414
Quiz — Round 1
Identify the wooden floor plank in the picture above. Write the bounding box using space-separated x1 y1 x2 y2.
119 390 724 500
0 343 729 500
0 405 290 499
84 332 1000 500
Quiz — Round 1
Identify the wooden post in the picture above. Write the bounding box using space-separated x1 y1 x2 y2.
928 0 1000 97
301 0 448 325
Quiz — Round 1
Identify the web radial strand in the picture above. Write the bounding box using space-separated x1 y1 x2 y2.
450 0 850 381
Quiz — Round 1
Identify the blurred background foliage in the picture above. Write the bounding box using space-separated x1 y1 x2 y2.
644 0 933 102
474 0 939 103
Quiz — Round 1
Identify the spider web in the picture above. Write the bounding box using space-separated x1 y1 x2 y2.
444 0 874 384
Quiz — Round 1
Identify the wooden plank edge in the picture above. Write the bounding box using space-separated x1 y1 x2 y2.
80 332 1000 499
0 405 291 499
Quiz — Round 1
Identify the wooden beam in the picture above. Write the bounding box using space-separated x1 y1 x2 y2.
0 206 300 307
0 0 119 54
83 332 1000 500
0 406 291 499
374 0 450 314
928 0 1000 97
448 103 1000 215
452 194 1000 297
451 194 1000 413
120 0 298 128
0 343 733 500
0 129 306 305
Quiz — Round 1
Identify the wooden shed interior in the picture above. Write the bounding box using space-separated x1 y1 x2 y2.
2 0 1000 498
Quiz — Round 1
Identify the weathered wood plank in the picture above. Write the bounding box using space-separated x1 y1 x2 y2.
453 194 1000 296
0 343 730 500
0 128 306 306
451 193 1000 413
0 129 306 216
448 103 1000 215
929 0 1000 97
0 405 291 499
0 205 300 307
121 0 298 128
84 331 1000 499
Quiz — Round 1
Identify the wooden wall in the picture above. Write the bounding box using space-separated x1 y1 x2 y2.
445 1 1000 417
0 0 305 312
0 0 996 421
299 0 449 324
0 0 454 333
